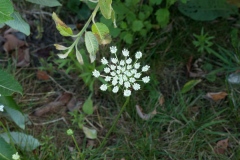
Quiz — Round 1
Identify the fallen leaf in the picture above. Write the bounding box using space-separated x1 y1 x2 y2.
136 105 157 120
3 34 25 52
12 47 30 67
36 70 50 80
33 92 72 116
158 95 165 106
82 126 97 139
214 138 228 154
206 92 228 102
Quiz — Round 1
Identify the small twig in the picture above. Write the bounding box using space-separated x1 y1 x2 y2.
31 117 68 126
48 75 73 94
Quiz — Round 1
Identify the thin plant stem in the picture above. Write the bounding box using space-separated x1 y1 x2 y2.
71 135 81 155
89 96 130 159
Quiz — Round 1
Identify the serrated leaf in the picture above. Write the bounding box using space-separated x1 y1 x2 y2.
82 126 97 139
5 11 30 36
76 49 84 65
132 20 144 32
85 31 99 63
155 8 170 27
0 70 22 96
0 132 41 151
26 0 61 7
0 0 14 24
123 32 133 44
0 96 25 129
99 0 112 19
0 137 16 160
52 12 73 36
181 79 202 94
82 97 93 115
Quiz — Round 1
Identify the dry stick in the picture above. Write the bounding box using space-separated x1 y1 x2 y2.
31 117 68 125
48 75 73 94
89 97 130 160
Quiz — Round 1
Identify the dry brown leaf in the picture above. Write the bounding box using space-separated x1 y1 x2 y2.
3 34 25 52
206 92 228 102
36 70 50 80
159 95 165 106
33 92 72 116
214 138 228 154
136 105 156 120
12 47 30 67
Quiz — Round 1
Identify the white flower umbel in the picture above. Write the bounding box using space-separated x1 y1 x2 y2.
12 152 20 160
92 46 150 97
0 104 4 112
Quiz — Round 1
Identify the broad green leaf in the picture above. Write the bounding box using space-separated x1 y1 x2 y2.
0 132 41 151
5 12 30 36
0 0 13 24
155 8 170 28
178 0 238 21
150 0 163 5
0 96 25 129
0 137 16 160
76 49 84 65
132 20 144 32
0 70 22 96
83 126 97 139
26 0 61 7
82 97 93 115
91 22 111 45
99 0 112 19
122 32 133 44
181 79 202 94
85 31 99 63
52 12 73 36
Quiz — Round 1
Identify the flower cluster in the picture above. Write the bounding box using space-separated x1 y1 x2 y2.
12 152 20 160
92 46 150 97
0 104 4 112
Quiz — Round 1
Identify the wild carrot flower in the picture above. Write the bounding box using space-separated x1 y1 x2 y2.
0 105 4 112
92 46 150 97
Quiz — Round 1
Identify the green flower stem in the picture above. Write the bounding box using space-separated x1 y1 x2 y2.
71 135 81 155
90 96 130 159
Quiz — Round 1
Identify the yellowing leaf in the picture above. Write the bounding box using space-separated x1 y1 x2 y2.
83 126 97 139
206 92 228 102
91 23 111 45
76 49 84 65
52 12 73 36
99 0 112 19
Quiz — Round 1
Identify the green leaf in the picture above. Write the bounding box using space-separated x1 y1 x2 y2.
178 0 238 21
0 137 16 160
85 31 99 63
76 49 84 65
150 0 163 5
155 8 170 28
82 126 97 139
82 97 93 115
99 0 112 19
91 22 111 45
132 20 144 32
0 0 13 24
181 79 202 94
26 0 61 7
0 70 23 96
0 132 41 151
123 32 133 44
0 96 25 129
5 11 30 36
52 12 73 36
